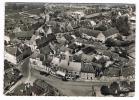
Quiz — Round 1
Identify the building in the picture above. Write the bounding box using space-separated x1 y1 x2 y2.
78 28 106 42
103 27 119 39
4 68 23 92
5 46 22 65
5 44 32 64
32 79 62 96
36 34 56 48
4 35 10 45
15 31 33 40
51 50 81 74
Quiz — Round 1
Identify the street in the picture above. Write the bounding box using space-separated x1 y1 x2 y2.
30 69 109 96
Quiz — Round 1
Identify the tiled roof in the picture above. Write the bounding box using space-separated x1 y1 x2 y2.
103 67 120 77
40 45 53 55
36 34 56 48
78 28 102 37
103 27 119 37
15 31 33 38
81 62 95 73
122 67 135 77
5 46 18 56
34 79 51 89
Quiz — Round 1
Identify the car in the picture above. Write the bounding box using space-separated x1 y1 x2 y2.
40 71 50 76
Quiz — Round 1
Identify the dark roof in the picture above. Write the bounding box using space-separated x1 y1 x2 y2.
40 45 53 55
15 31 33 38
118 81 130 92
81 62 95 73
5 46 17 56
103 27 119 37
36 36 47 47
126 43 135 55
70 20 80 28
4 68 21 83
16 48 22 56
92 42 107 50
80 20 93 28
78 28 102 37
4 60 14 70
122 67 135 77
33 79 53 90
36 34 56 48
5 44 31 57
64 34 74 41
102 50 119 60
82 46 96 54
104 67 120 77
44 21 60 33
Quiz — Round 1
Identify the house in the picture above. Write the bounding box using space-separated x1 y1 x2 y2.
80 62 103 80
46 25 52 35
126 43 135 59
92 42 108 51
102 50 119 61
13 27 22 34
44 21 60 33
121 67 135 77
4 35 10 45
103 67 121 77
56 33 67 44
90 20 96 27
67 11 84 19
19 44 32 60
8 83 33 96
78 28 106 42
4 60 14 71
66 22 73 32
129 16 135 31
70 20 80 29
103 27 119 39
80 20 94 29
30 58 46 70
81 62 95 73
4 68 22 92
85 12 110 19
5 46 22 65
15 31 33 40
5 44 32 64
94 22 108 31
33 79 61 96
81 54 96 62
96 32 106 42
36 34 56 48
29 35 38 51
64 34 74 43
51 50 81 73
40 45 54 55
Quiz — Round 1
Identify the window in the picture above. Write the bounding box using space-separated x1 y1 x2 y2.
33 61 37 65
61 54 66 60
69 56 73 61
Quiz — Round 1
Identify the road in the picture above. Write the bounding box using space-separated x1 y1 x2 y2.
30 69 110 96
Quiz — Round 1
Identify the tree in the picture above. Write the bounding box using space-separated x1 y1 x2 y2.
100 85 110 95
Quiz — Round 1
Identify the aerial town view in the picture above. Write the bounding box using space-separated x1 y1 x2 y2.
4 2 135 96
